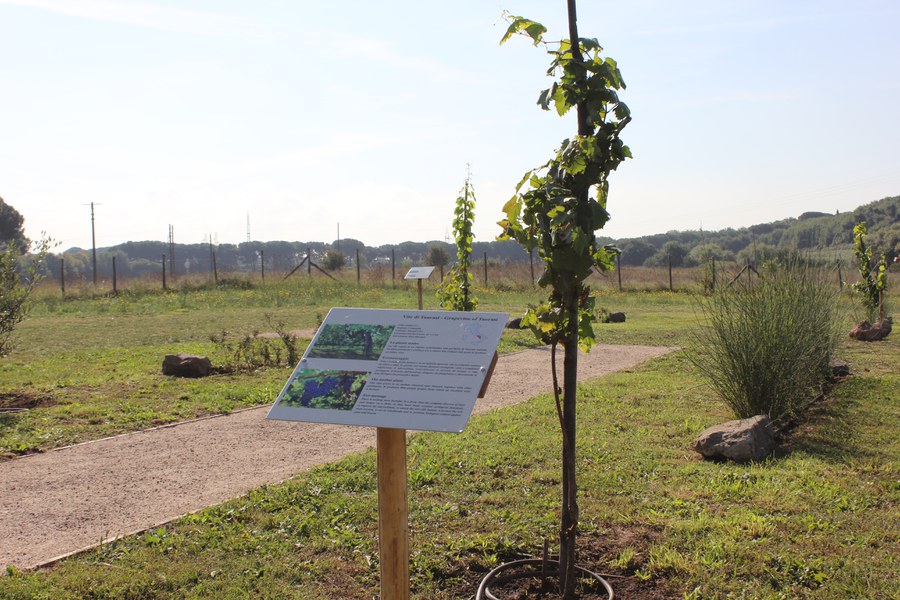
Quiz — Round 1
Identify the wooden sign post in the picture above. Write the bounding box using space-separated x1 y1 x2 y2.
376 426 409 600
267 294 505 600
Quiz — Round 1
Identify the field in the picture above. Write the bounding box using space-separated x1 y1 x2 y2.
0 268 897 598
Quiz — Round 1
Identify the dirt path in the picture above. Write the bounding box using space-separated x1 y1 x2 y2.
0 344 673 571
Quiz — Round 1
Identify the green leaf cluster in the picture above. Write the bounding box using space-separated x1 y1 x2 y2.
1 237 51 356
438 176 478 311
851 222 888 321
498 16 630 350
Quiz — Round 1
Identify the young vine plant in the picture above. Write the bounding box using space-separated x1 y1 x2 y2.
438 173 478 311
498 15 631 351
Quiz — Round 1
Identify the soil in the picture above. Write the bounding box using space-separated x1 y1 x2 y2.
0 391 55 411
0 344 673 575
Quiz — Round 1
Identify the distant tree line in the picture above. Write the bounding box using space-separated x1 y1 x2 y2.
33 195 900 281
615 195 898 267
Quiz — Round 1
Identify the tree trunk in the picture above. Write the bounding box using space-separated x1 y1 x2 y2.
559 297 579 598
561 2 588 598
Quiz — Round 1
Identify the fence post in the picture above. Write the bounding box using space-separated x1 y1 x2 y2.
213 252 218 284
483 252 488 285
616 253 622 291
711 257 716 292
356 248 361 284
391 248 396 288
60 258 65 298
529 249 535 287
668 254 673 291
112 256 118 295
261 250 265 281
308 247 312 276
162 254 167 290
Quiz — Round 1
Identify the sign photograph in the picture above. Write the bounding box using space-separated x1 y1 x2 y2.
267 307 507 432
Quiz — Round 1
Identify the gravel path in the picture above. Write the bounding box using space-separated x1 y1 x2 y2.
0 344 673 571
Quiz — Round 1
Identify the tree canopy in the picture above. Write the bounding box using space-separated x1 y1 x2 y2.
0 197 28 250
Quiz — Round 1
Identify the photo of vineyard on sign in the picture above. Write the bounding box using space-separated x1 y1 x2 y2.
280 369 370 411
306 324 394 361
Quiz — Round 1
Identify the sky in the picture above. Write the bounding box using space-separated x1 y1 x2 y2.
2 0 899 251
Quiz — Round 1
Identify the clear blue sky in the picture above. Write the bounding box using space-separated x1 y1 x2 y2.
2 0 898 250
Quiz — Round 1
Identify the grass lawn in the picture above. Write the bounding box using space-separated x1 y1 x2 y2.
1 278 896 598
1 279 698 458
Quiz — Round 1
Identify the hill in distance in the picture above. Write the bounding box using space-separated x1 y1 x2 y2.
58 196 898 279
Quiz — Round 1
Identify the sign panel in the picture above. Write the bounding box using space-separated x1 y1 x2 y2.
404 266 435 280
267 308 508 433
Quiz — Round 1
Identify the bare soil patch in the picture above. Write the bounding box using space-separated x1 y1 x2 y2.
0 390 55 411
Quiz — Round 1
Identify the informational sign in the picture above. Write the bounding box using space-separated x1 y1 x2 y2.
404 266 435 280
267 307 507 433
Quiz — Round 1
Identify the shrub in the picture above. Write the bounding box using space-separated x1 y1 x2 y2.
851 222 888 322
322 251 346 271
689 261 841 421
1 238 50 356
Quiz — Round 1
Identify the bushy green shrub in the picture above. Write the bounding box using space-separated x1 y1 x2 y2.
1 238 50 356
689 262 841 421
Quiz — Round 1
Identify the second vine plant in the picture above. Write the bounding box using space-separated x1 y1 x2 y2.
437 171 478 312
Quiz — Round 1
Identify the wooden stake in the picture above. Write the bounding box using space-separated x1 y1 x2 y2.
616 253 622 291
416 279 423 310
668 254 673 291
376 427 409 600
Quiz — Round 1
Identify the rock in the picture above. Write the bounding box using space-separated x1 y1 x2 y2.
829 358 851 379
607 312 626 323
162 354 212 378
693 415 775 463
506 317 524 329
849 317 892 341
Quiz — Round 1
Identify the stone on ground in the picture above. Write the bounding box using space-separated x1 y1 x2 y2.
162 354 212 378
693 415 775 463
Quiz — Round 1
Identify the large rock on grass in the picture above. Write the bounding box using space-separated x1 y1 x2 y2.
693 415 775 463
849 317 892 341
162 354 212 378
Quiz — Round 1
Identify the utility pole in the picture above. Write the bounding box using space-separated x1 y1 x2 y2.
87 202 99 286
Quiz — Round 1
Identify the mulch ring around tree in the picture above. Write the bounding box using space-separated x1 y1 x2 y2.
445 526 678 599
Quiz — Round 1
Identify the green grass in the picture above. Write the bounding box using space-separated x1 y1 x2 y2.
2 279 700 458
1 338 896 597
2 277 895 598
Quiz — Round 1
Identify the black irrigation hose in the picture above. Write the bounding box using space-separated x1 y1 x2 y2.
476 558 614 600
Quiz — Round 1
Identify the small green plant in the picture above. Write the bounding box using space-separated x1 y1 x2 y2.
209 328 286 373
1 237 51 356
851 222 888 322
437 172 478 311
265 313 300 366
689 261 840 421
